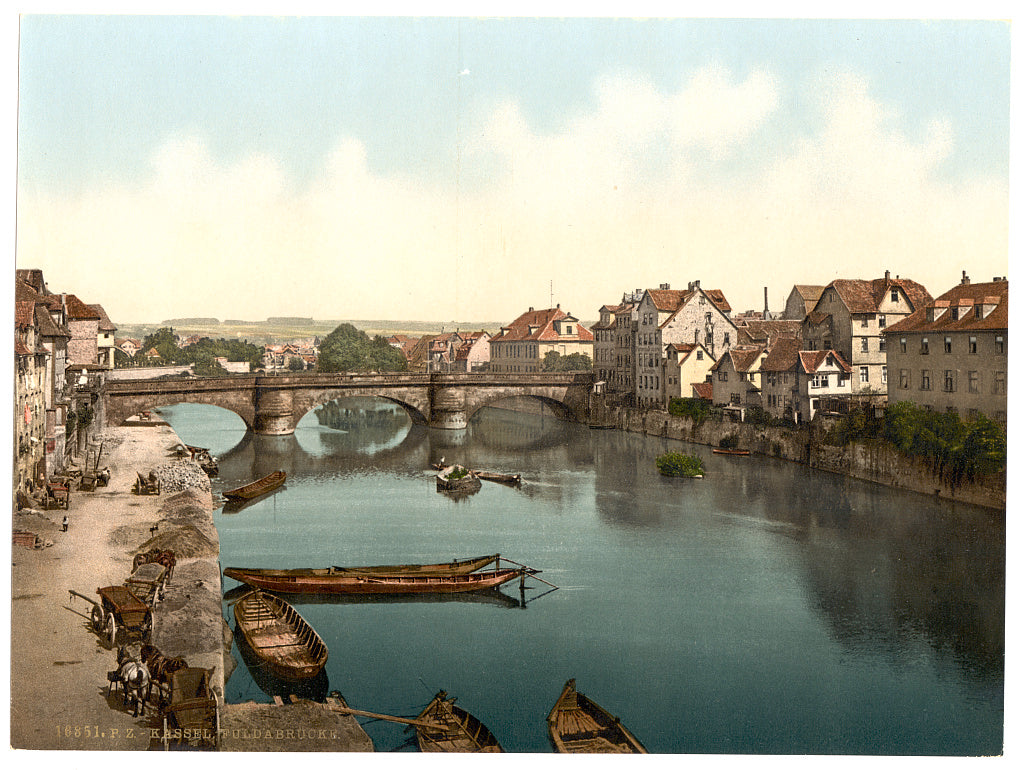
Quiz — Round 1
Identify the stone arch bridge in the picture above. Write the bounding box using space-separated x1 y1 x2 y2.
103 372 596 434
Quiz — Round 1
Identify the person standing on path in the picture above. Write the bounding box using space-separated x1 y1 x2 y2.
61 515 68 532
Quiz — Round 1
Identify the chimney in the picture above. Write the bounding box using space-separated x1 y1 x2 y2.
695 280 701 289
763 287 769 320
884 270 890 281
962 270 970 285
529 307 534 312
660 283 671 290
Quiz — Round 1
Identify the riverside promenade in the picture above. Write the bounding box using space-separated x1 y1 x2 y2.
10 421 370 752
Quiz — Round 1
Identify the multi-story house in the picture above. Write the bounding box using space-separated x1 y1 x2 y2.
634 281 735 408
802 272 931 396
883 274 1008 425
760 337 853 423
710 345 767 416
591 304 624 385
611 293 642 398
63 294 102 366
782 285 825 320
451 331 491 373
15 300 49 497
115 338 142 360
489 306 593 374
662 342 714 406
90 304 117 369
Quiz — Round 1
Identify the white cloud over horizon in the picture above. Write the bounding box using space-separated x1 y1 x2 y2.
16 64 1008 325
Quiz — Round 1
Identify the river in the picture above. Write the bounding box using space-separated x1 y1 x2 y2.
156 398 1004 755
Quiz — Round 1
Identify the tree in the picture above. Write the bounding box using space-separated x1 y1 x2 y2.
288 356 306 371
316 323 407 373
141 327 181 363
542 351 593 372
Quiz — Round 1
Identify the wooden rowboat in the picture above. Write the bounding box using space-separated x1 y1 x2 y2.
415 690 503 752
224 554 498 587
547 679 647 754
223 470 286 502
232 589 327 680
473 471 522 485
712 448 750 456
224 566 528 595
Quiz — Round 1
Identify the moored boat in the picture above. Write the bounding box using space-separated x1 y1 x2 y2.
712 448 751 456
223 470 286 502
224 565 529 595
473 471 522 485
224 553 499 587
547 678 647 754
232 589 327 680
415 690 503 752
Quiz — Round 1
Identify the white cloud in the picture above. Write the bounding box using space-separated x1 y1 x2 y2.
16 66 1007 323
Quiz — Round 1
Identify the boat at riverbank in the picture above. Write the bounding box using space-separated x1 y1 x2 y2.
224 566 530 595
547 679 647 754
225 554 499 585
232 589 327 680
223 470 286 502
415 690 503 752
712 448 750 456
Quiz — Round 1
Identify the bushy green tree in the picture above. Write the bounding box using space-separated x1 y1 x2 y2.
656 451 706 477
317 323 407 373
542 351 593 371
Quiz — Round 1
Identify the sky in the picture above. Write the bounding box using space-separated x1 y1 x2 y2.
13 10 1014 326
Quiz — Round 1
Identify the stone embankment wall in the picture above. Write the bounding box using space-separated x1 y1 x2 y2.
604 406 1005 511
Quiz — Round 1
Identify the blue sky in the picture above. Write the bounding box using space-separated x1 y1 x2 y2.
15 13 1013 323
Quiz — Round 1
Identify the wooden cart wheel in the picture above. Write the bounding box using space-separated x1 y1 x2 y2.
106 614 118 647
91 605 105 632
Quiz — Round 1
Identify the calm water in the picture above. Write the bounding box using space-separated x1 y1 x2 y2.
156 399 1005 755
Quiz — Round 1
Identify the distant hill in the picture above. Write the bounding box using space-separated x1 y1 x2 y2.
116 318 504 345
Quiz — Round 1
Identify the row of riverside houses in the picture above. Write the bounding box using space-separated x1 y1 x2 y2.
14 268 116 504
593 271 1008 428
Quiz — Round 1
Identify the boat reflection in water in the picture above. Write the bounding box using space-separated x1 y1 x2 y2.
223 583 527 610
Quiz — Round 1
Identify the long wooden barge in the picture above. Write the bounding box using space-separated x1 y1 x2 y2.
224 566 528 595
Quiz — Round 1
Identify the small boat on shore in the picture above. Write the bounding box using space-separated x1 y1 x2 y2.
415 690 503 752
232 589 327 680
225 553 499 586
547 679 647 754
223 470 286 502
712 448 751 456
224 565 530 595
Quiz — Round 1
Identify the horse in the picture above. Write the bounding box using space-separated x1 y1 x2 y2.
107 644 152 717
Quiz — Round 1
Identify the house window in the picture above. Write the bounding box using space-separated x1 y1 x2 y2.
900 337 907 354
881 366 887 385
696 351 703 360
811 374 828 388
861 317 869 328
859 366 869 384
943 370 955 392
718 371 728 381
879 337 886 352
944 337 952 353
921 370 931 391
969 336 977 354
891 289 899 302
968 371 979 393
860 337 868 352
993 372 1006 395
879 315 886 328
996 336 1005 354
565 325 573 335
724 332 730 345
921 338 929 355
899 369 909 389
730 393 741 405
967 408 979 421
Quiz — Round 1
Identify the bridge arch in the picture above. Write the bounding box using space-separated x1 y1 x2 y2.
106 391 256 432
289 388 429 430
463 394 574 424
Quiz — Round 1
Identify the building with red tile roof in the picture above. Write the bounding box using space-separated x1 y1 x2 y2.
760 337 853 422
710 345 767 416
883 274 1007 424
663 342 714 406
489 306 593 374
783 285 826 320
802 271 932 396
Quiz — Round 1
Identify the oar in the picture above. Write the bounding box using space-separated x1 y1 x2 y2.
327 704 440 730
497 556 542 574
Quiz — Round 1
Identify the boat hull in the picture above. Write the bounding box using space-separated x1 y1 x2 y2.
416 691 503 752
223 470 286 501
224 567 525 595
547 679 647 754
232 590 328 680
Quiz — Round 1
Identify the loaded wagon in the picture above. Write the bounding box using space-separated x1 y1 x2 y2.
159 667 219 749
124 561 169 607
69 585 153 647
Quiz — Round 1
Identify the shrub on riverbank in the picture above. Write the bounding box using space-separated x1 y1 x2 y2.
656 451 705 478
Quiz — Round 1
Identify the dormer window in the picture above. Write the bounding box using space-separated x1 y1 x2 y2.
891 289 899 302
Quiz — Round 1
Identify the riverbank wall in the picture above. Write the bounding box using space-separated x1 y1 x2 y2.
604 406 1005 511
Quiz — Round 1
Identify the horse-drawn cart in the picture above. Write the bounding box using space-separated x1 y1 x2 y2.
125 562 169 607
43 481 69 510
159 666 220 748
69 585 153 647
134 471 161 496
